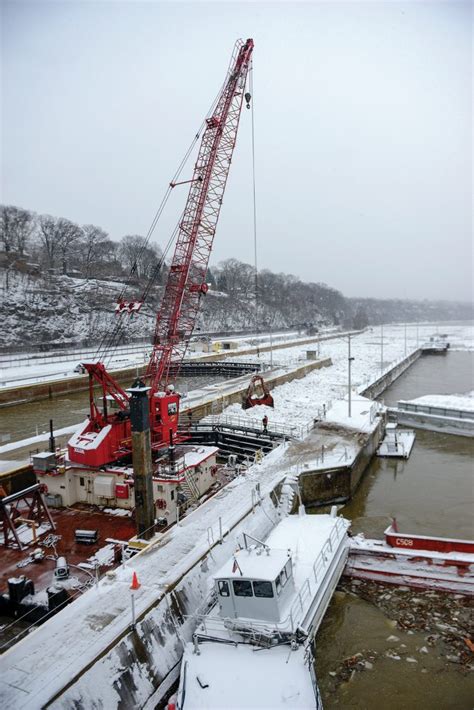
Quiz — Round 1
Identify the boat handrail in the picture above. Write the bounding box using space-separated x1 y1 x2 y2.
286 516 348 628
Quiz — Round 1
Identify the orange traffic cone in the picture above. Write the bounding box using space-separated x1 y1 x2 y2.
130 571 141 591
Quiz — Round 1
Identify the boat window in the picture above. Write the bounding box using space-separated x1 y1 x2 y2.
277 568 288 592
233 580 253 597
275 576 282 595
253 581 274 598
218 580 230 597
285 560 292 579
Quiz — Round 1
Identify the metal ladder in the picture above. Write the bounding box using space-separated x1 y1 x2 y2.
181 468 201 501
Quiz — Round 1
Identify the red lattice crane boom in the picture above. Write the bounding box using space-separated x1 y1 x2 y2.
68 39 254 468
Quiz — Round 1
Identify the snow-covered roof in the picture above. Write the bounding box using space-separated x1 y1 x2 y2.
181 446 219 468
213 547 290 581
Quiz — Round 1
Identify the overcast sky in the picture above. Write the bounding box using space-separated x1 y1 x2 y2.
1 0 472 301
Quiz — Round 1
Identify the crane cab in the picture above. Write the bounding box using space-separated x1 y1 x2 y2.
151 391 180 445
213 546 295 623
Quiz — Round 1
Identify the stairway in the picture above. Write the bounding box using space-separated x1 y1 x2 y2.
180 468 201 502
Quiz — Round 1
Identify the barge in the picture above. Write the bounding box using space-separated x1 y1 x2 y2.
174 508 350 708
345 521 474 595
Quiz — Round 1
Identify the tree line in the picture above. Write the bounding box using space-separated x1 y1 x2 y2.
0 204 162 281
1 203 471 331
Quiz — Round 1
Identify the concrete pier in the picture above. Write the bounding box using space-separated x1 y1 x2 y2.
296 398 385 507
388 402 474 437
360 348 421 399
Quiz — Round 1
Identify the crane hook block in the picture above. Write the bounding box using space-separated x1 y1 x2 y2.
245 92 251 109
189 283 209 294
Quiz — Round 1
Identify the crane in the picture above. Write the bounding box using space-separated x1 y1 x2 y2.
68 38 254 468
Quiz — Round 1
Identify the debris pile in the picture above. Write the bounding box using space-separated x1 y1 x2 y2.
339 579 474 672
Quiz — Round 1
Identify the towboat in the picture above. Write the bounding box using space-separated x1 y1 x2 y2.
421 334 450 354
376 423 415 459
345 520 474 595
173 508 350 709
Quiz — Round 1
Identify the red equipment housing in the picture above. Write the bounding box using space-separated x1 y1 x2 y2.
68 39 254 468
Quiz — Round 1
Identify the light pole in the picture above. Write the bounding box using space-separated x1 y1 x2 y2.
416 322 419 347
380 323 384 374
404 322 407 357
348 334 355 417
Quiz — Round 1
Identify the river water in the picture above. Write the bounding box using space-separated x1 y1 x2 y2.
315 351 474 709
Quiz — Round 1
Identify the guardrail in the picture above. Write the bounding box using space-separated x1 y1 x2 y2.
398 401 474 420
291 444 354 474
201 413 314 440
358 347 420 395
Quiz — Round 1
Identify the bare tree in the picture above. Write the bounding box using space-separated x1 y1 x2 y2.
80 224 110 278
0 205 36 255
214 258 256 295
38 215 82 272
118 235 163 279
38 215 59 269
57 219 82 274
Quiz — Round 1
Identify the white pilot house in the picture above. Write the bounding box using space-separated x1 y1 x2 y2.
213 538 295 623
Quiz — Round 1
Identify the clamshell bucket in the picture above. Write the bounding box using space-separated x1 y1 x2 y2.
242 375 274 410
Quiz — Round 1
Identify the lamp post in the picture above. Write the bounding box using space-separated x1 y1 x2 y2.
404 322 407 356
348 334 355 417
380 323 384 374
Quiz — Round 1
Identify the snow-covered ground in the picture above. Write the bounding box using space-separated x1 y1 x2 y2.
221 324 472 430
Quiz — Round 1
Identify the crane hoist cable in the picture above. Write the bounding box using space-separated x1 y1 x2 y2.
249 60 260 358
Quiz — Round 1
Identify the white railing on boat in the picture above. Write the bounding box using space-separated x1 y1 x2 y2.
286 516 348 630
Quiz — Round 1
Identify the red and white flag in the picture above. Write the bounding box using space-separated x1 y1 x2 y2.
232 556 242 576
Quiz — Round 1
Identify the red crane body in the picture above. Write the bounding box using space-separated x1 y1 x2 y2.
68 39 254 468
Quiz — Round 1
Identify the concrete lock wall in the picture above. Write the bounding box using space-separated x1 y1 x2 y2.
0 364 145 408
393 410 474 437
48 496 280 709
0 328 360 409
298 418 385 507
360 349 421 400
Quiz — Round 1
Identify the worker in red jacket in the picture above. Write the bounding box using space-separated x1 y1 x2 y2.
262 415 268 433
